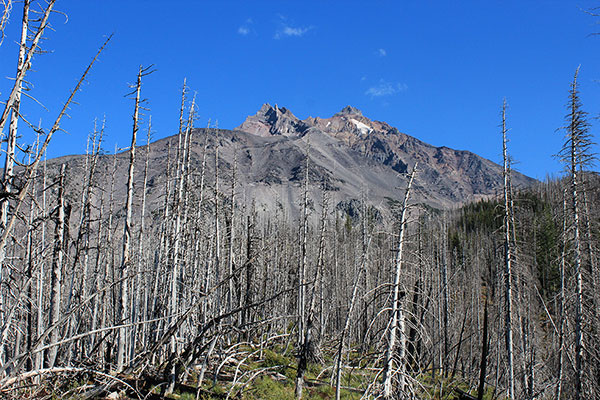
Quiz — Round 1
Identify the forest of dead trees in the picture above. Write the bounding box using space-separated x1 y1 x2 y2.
0 2 599 399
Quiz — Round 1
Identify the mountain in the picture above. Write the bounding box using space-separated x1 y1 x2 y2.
233 104 535 209
48 104 536 221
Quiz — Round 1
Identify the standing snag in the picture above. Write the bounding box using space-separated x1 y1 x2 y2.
382 162 417 399
557 66 596 400
502 99 515 399
117 64 153 372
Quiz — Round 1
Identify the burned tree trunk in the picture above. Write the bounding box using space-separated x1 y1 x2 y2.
46 164 67 368
382 163 417 399
117 65 144 372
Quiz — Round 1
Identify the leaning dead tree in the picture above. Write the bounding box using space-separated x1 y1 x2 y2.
0 33 111 382
0 0 55 133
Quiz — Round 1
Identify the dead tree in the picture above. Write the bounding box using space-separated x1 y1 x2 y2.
382 162 417 399
335 196 370 400
35 150 48 372
295 139 311 399
502 99 516 399
441 219 449 379
0 0 55 132
0 0 28 235
242 213 255 335
135 117 152 349
0 34 111 278
227 151 237 325
46 164 67 368
117 65 150 371
0 34 111 377
0 0 30 365
0 1 12 48
477 298 489 400
166 83 194 395
556 189 568 399
557 67 595 400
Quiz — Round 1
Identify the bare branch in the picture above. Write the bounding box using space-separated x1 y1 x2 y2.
0 0 12 47
0 34 112 258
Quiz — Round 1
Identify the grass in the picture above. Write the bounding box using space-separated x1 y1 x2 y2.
246 376 295 400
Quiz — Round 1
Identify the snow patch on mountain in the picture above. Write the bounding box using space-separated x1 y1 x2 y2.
351 118 372 135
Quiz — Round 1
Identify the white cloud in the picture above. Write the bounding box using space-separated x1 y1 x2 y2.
238 18 253 36
275 25 313 39
365 80 407 98
377 48 387 57
285 26 309 36
274 15 313 39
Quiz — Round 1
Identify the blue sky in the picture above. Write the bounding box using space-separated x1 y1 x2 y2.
1 0 599 179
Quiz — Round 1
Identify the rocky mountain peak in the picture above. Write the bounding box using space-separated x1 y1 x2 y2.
335 105 363 117
257 103 292 116
237 103 308 137
238 103 397 141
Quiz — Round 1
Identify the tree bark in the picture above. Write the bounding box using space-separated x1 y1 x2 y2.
117 65 143 372
382 163 417 399
502 99 515 399
46 164 67 368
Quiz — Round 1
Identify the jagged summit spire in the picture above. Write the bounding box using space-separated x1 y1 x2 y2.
258 103 272 113
237 103 306 137
335 105 363 117
256 103 291 116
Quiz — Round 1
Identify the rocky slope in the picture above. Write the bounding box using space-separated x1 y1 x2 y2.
47 104 536 222
233 104 535 210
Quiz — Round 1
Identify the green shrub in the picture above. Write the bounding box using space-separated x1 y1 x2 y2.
249 376 294 400
262 349 291 368
261 349 295 378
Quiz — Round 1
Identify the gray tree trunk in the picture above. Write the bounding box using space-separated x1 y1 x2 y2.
117 65 143 372
382 163 417 399
502 100 516 399
46 164 67 368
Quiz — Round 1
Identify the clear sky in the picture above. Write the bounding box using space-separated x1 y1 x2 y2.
1 0 599 180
